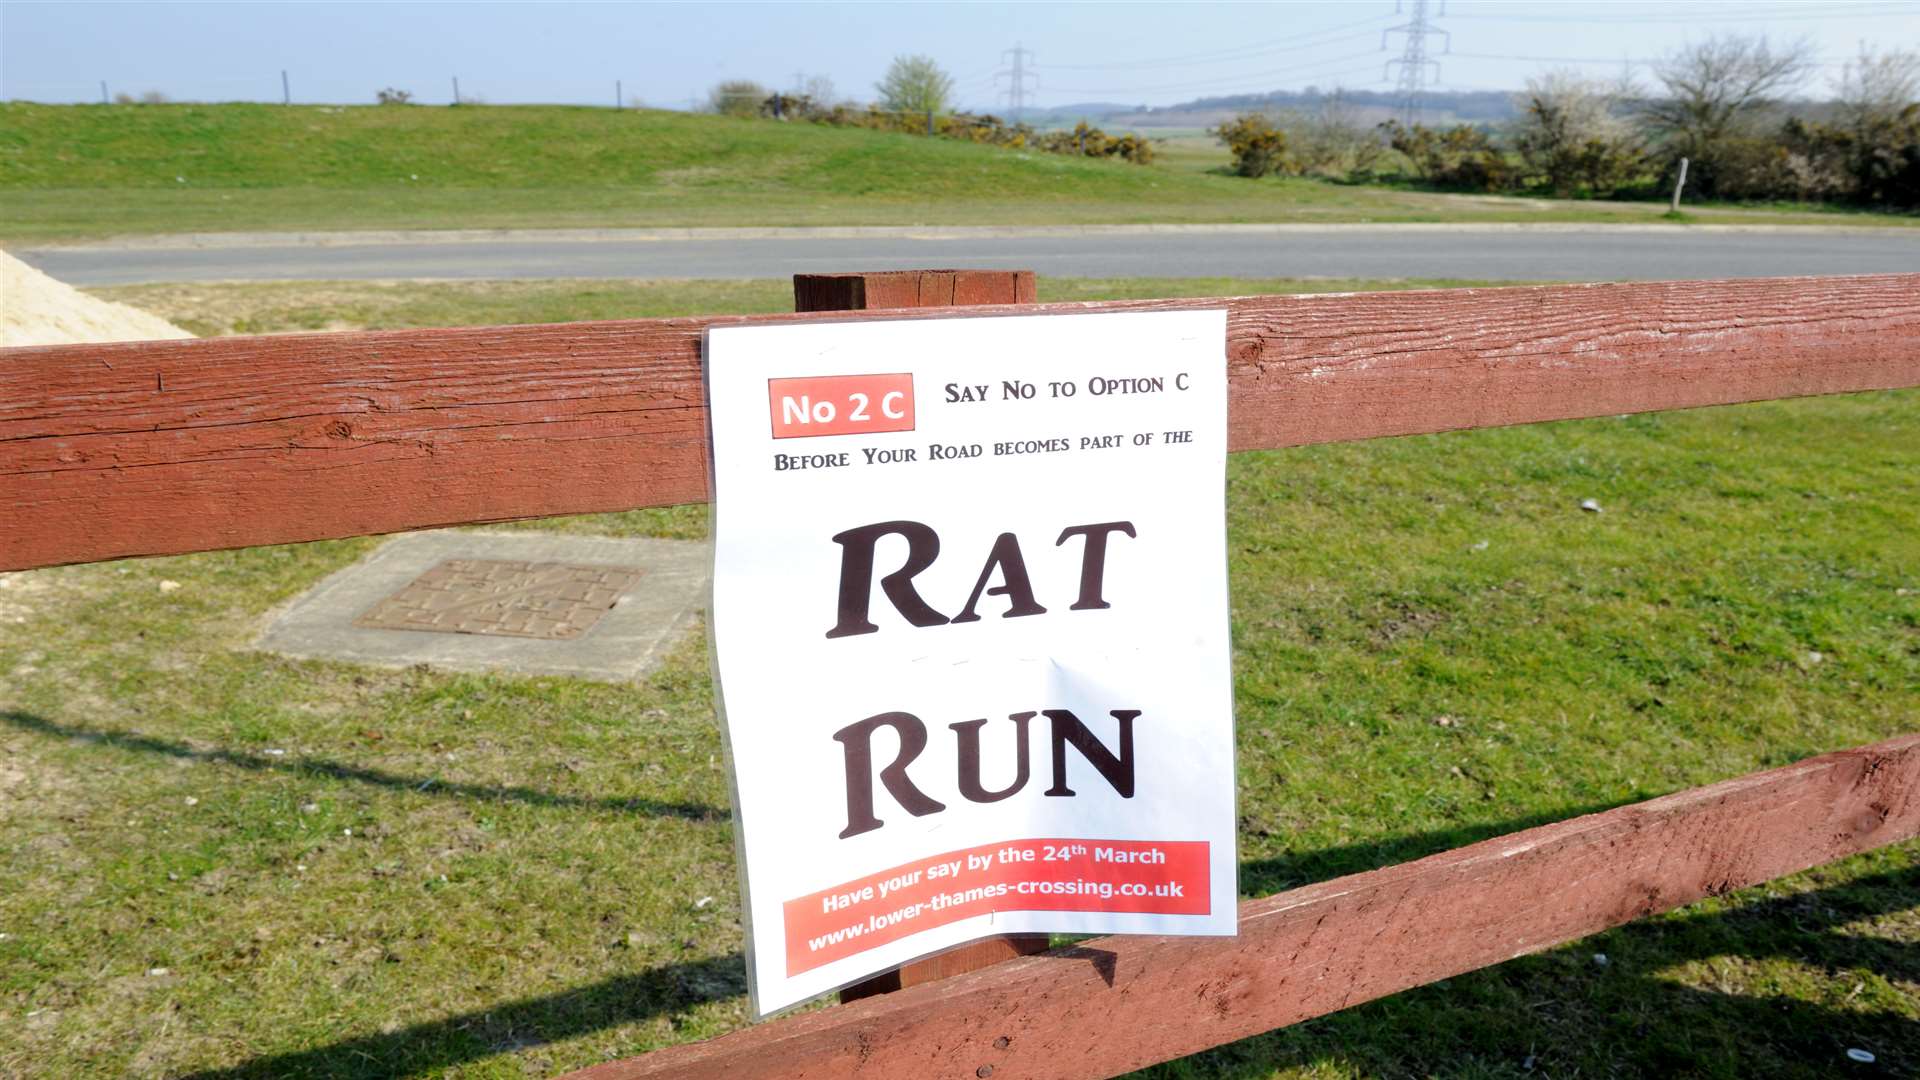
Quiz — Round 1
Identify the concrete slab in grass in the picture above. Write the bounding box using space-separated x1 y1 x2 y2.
257 530 709 682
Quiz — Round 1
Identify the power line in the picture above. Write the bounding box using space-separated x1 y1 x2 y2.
1043 48 1386 97
1039 14 1395 72
1444 1 1912 22
1448 49 1851 70
1384 0 1451 125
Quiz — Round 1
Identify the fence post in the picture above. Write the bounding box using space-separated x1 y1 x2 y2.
789 267 1043 1001
793 269 1035 312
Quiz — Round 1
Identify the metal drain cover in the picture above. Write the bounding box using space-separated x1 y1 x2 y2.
354 559 644 640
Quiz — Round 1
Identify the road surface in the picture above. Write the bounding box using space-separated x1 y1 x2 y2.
18 224 1920 285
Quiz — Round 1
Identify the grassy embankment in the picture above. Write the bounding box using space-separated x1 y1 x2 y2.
1 277 1914 1078
1 102 1913 244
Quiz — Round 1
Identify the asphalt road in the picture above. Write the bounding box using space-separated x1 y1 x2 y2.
20 225 1920 285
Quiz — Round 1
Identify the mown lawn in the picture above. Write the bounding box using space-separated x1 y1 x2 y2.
1 278 1915 1079
2 103 1912 243
90 276 1520 337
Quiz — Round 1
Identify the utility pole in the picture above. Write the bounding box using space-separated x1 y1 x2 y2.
100 80 109 104
452 76 461 106
996 43 1037 122
616 80 623 108
282 70 291 105
1383 0 1450 127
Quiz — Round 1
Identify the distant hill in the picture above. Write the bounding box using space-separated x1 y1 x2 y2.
955 89 1519 132
1002 103 1144 127
1102 88 1521 131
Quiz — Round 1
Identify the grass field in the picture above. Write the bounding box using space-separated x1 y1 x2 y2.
2 277 1916 1079
93 275 1519 337
2 103 1913 243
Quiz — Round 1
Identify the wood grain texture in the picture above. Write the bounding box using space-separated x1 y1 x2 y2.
6 274 1918 571
839 935 1052 1003
794 270 1037 311
559 733 1920 1080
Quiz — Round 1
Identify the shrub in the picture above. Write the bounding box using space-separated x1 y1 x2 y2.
678 83 1152 168
759 92 815 120
708 80 767 118
1775 111 1920 207
1286 94 1386 178
1831 48 1920 207
375 88 413 106
1107 131 1156 166
1514 72 1644 196
1282 93 1390 177
1380 121 1518 191
1212 113 1290 178
1670 48 1919 207
1034 122 1155 165
938 112 1031 148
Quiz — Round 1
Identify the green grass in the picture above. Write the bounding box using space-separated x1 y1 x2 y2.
91 276 1520 337
2 278 1916 1078
2 103 1913 243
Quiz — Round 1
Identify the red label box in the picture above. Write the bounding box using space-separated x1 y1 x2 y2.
783 838 1209 975
767 373 915 439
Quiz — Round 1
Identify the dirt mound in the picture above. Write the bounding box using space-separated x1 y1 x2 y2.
1 250 193 346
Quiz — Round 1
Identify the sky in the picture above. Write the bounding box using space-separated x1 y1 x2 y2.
3 1 1917 111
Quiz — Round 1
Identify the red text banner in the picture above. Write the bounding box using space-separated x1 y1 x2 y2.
767 373 915 439
784 838 1209 975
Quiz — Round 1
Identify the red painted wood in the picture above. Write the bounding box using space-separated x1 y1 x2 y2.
838 934 1053 1002
795 269 1037 311
4 274 1918 571
559 733 1920 1080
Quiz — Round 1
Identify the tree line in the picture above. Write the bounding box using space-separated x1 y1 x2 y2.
1214 36 1919 210
707 55 1154 166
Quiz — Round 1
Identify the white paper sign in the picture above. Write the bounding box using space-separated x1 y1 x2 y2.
704 309 1235 1015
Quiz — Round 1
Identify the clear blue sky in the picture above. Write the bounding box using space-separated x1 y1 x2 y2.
3 1 1916 110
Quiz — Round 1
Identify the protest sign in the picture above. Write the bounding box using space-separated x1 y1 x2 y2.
705 309 1234 1015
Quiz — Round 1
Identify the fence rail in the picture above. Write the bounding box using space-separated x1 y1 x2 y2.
5 270 1919 1080
562 733 1920 1079
5 273 1917 572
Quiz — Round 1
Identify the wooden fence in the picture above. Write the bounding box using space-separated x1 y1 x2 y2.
4 269 1919 1079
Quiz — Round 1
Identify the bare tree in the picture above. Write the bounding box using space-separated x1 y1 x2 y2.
1288 93 1386 178
1640 34 1814 178
803 75 840 108
1837 47 1920 128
